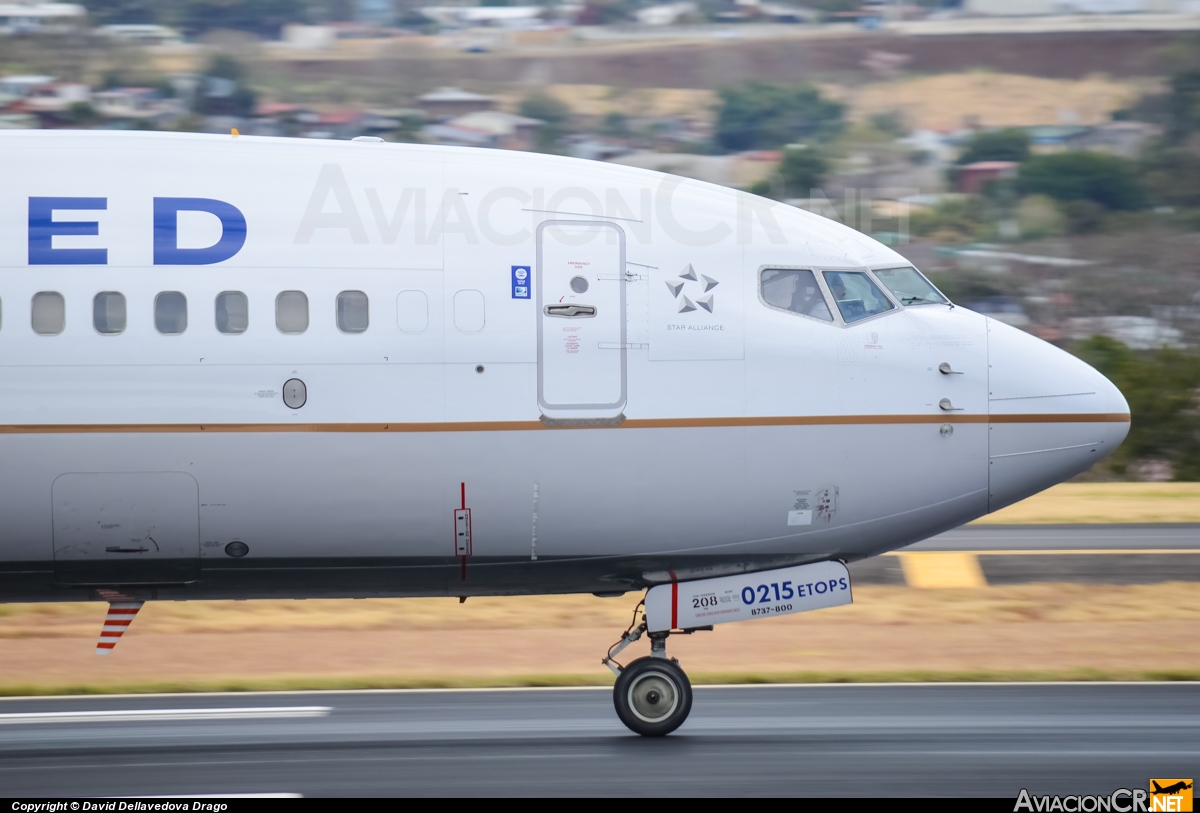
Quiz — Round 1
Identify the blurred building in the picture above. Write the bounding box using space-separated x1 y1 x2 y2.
419 6 544 27
1066 316 1185 350
281 24 337 50
0 75 56 98
96 25 184 45
418 88 496 122
1067 121 1162 158
20 81 89 116
424 110 542 150
956 160 1018 194
965 0 1198 12
610 150 779 188
635 3 697 25
0 2 86 35
92 88 185 127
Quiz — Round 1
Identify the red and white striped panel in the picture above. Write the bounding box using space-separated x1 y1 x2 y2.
96 601 143 655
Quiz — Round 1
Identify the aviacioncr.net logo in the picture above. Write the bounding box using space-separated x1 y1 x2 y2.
1015 788 1149 813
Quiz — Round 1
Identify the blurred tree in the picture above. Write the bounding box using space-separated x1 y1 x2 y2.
714 82 844 152
1062 199 1106 234
925 267 1012 302
81 0 357 36
909 197 988 244
748 179 772 197
1015 194 1066 240
955 128 1031 165
206 53 246 82
191 55 257 117
778 145 828 198
1072 337 1200 480
574 0 631 25
393 111 425 143
602 111 629 138
82 0 159 24
869 110 907 138
519 93 571 153
67 101 99 126
1018 152 1145 211
1141 147 1200 209
1164 67 1200 145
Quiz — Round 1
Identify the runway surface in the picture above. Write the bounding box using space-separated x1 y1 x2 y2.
1 684 1196 797
914 524 1200 551
849 524 1200 584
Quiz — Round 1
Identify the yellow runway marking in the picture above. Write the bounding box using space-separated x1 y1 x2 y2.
897 552 988 589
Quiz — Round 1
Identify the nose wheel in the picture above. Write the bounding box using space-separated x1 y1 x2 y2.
602 601 698 736
613 656 693 737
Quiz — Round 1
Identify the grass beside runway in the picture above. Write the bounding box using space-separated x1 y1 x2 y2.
972 482 1200 524
0 583 1197 696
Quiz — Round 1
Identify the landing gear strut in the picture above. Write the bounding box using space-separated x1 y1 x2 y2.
603 602 695 736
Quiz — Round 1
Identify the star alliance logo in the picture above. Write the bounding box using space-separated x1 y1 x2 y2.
665 263 718 314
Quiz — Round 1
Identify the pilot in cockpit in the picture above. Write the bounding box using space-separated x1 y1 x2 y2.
761 268 833 323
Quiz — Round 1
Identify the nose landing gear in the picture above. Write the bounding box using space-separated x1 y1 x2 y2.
602 602 698 737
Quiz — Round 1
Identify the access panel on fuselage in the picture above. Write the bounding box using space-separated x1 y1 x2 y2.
537 220 626 414
52 472 200 585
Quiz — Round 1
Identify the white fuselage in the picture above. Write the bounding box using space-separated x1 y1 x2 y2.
0 132 1129 602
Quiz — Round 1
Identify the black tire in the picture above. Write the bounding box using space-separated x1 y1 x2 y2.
613 656 693 737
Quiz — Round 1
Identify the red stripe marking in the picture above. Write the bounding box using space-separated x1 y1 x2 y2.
671 582 678 630
104 620 133 626
460 482 466 511
108 609 139 614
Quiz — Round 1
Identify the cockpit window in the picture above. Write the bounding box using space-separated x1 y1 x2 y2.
760 269 834 322
823 271 895 324
873 266 948 307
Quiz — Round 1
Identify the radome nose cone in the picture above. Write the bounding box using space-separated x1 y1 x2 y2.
986 318 1130 513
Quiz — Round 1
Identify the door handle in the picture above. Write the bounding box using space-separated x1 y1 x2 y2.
939 398 964 411
938 362 964 375
544 305 597 318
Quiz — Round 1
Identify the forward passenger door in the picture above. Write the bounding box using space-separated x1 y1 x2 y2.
537 220 627 420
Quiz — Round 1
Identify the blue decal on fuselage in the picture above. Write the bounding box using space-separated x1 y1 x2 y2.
154 198 247 265
28 197 107 265
512 265 530 299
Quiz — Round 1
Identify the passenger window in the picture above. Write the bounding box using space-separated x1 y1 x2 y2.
397 290 428 334
216 291 248 334
336 290 369 333
760 269 833 322
31 291 65 335
823 271 895 324
873 267 948 307
93 292 126 335
453 289 485 333
276 291 308 334
155 291 187 334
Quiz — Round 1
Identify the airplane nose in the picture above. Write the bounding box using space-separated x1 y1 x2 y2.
986 317 1130 513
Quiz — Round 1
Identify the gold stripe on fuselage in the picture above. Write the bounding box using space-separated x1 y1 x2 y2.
0 414 1131 434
